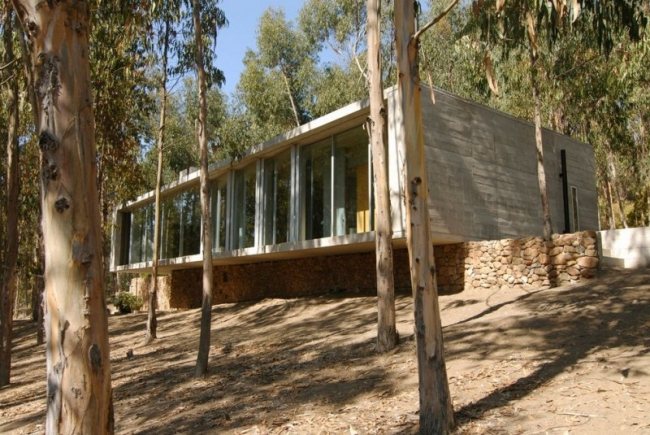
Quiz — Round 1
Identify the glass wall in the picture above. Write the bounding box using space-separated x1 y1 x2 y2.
300 138 332 240
232 164 257 249
159 188 201 259
334 127 371 235
299 125 369 240
211 178 227 252
119 123 372 266
263 150 292 245
129 203 154 263
160 195 180 260
178 190 201 256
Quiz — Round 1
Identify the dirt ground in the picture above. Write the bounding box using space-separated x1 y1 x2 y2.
1 267 648 434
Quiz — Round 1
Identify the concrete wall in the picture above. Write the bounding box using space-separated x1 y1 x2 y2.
598 226 650 268
387 87 598 242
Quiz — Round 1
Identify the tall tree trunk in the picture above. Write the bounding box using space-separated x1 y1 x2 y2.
281 70 301 128
607 151 628 228
394 2 454 432
604 172 616 230
11 1 114 432
145 18 171 345
0 6 20 387
367 0 397 353
529 49 553 240
33 231 45 345
193 0 215 377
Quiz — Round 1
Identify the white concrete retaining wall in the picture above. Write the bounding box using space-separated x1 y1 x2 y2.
598 227 650 268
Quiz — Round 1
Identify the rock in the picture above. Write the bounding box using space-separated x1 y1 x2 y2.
551 253 571 265
566 267 580 276
577 256 599 269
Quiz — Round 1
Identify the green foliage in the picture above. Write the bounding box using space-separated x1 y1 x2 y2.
112 292 144 314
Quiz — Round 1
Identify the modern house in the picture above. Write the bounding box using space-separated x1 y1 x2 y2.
110 86 599 307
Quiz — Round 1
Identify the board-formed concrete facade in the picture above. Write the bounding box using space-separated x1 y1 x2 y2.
111 87 598 299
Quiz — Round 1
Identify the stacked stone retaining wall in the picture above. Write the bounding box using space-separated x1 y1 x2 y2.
128 231 599 309
437 230 599 293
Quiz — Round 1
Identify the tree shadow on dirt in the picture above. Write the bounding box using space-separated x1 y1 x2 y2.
450 268 650 429
110 293 414 433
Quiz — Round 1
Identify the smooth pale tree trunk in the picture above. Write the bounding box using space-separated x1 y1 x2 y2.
607 151 628 228
394 2 455 433
0 6 20 387
11 1 114 432
604 174 616 230
146 18 171 345
193 0 215 377
367 0 397 353
281 69 301 127
529 50 553 241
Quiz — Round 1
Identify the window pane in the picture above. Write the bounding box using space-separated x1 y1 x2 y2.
334 126 370 235
233 165 256 249
300 139 332 240
129 208 144 263
144 204 154 262
180 189 201 256
211 178 227 252
161 195 180 260
264 150 291 245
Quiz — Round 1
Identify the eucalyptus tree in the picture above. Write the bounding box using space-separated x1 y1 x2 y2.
467 0 647 238
143 0 225 346
247 8 316 128
367 0 398 353
0 4 20 387
394 0 461 431
300 0 368 80
144 0 179 345
188 0 226 377
10 0 114 431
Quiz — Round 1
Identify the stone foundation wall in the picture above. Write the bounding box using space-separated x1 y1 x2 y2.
128 231 599 310
437 231 599 292
129 275 172 311
170 250 415 309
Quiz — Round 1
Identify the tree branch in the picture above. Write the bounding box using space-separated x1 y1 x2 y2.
413 0 460 42
0 57 18 71
0 73 16 88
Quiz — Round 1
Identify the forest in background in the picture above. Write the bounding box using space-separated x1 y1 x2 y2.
0 0 648 314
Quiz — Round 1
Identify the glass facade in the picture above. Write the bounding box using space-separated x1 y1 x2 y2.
232 164 257 249
263 150 292 245
211 178 228 252
334 127 371 236
300 138 332 240
119 123 371 266
299 125 370 240
129 203 154 264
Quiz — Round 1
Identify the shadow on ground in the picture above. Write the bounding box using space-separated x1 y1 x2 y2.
0 268 647 433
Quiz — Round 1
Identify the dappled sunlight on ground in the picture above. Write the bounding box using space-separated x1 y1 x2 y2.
1 268 648 433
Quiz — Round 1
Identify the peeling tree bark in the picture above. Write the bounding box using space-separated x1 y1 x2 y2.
10 1 114 432
367 0 397 353
394 2 454 432
0 5 20 388
193 0 215 377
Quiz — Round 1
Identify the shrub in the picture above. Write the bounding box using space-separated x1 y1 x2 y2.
113 292 143 314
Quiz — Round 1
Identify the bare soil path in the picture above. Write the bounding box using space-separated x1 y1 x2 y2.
1 268 648 434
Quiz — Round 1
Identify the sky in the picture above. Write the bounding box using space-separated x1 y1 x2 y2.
217 0 306 96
